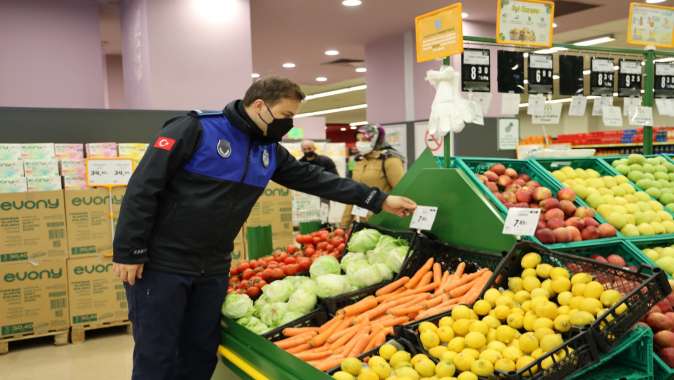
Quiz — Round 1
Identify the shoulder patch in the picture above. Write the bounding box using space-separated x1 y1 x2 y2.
154 136 176 151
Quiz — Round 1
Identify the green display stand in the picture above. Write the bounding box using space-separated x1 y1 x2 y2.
299 220 322 234
246 225 273 259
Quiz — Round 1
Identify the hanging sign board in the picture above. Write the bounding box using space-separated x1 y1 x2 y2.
85 159 133 187
461 49 491 92
655 62 674 98
498 119 519 150
415 3 464 63
496 0 555 48
527 54 553 94
627 3 674 48
618 59 642 97
590 58 615 96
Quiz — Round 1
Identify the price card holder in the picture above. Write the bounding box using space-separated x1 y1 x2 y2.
351 205 369 222
618 59 642 97
461 48 491 93
502 208 540 237
86 158 134 245
590 58 615 96
655 62 674 98
409 206 438 232
527 54 553 95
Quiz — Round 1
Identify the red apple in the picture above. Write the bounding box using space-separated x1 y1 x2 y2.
666 293 674 306
553 227 571 243
503 191 517 204
565 217 586 230
658 299 673 313
505 168 518 179
513 178 526 186
575 207 596 219
557 188 577 201
498 175 513 188
559 200 577 217
490 164 506 175
539 198 560 211
606 254 626 267
591 254 609 263
535 228 556 244
583 217 600 228
514 202 529 208
506 184 523 193
598 223 617 238
526 180 540 188
529 203 541 209
519 174 531 182
658 347 674 368
533 187 553 201
566 226 582 241
487 182 498 192
648 313 673 332
547 218 566 230
494 192 506 204
581 226 600 240
655 330 674 347
484 171 499 182
537 220 547 229
665 312 674 326
477 174 488 184
545 208 565 221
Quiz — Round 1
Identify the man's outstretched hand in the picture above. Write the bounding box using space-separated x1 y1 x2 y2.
382 195 417 217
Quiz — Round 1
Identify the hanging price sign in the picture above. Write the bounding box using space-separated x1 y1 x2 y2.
86 159 133 187
618 59 642 97
503 208 540 236
461 49 491 92
655 62 674 98
590 58 615 96
410 206 438 231
527 54 553 94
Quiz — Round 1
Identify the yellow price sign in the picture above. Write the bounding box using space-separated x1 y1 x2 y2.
496 0 555 48
627 2 674 48
415 3 464 63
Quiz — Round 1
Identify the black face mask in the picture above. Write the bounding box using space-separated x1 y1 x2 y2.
303 151 317 159
258 103 293 143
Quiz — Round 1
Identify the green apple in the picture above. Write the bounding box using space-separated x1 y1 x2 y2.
635 212 649 225
667 203 674 211
655 172 669 181
655 165 668 173
587 193 603 208
613 197 627 205
663 247 674 258
586 169 601 178
656 256 674 274
606 213 628 229
653 222 666 234
626 214 636 225
637 179 654 189
660 192 674 205
615 175 629 184
638 223 656 235
612 186 627 196
643 164 656 173
574 168 587 179
613 158 629 167
553 171 567 181
621 224 640 237
643 173 656 181
636 192 652 202
628 171 644 182
588 178 605 189
628 154 646 164
644 248 660 261
597 205 614 217
603 177 618 188
625 194 639 203
647 187 662 199
614 165 629 175
658 211 674 221
625 204 640 213
650 201 664 211
656 247 665 254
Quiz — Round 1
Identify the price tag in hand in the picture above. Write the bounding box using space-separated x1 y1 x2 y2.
352 206 369 218
410 206 438 231
503 208 540 237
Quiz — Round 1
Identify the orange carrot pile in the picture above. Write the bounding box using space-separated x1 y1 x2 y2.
272 258 493 371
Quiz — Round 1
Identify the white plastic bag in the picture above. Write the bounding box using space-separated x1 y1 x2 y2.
426 65 473 137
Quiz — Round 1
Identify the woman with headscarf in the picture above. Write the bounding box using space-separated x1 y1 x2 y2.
341 125 406 227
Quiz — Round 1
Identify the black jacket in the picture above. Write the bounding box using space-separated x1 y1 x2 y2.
113 100 388 276
300 154 338 175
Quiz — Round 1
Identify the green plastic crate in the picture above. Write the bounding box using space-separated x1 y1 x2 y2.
654 353 674 380
628 236 674 279
568 325 653 380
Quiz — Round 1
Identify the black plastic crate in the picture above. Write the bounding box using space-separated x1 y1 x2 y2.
486 241 671 353
325 338 417 375
262 307 329 342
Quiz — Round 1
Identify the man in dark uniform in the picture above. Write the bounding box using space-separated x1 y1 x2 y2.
299 139 338 175
112 77 416 380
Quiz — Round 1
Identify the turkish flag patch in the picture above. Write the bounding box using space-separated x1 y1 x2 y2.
153 136 176 151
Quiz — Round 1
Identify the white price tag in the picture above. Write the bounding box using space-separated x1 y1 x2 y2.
602 106 623 127
623 97 642 116
500 93 521 116
568 95 587 117
351 205 369 218
86 159 134 187
592 96 613 116
410 206 438 231
527 94 546 116
532 103 562 125
630 106 654 126
502 208 540 236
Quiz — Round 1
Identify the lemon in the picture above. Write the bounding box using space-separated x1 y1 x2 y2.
507 313 524 329
554 314 571 333
551 277 571 293
569 296 585 310
357 368 378 380
579 298 602 314
367 356 386 368
452 319 472 337
435 326 454 343
471 358 494 376
487 328 497 343
522 300 533 312
571 273 592 285
332 371 355 380
523 312 537 331
536 263 553 278
531 288 550 299
495 295 515 308
540 334 563 352
483 288 501 306
470 320 489 335
569 310 595 326
341 357 363 376
531 348 544 359
534 327 555 341
572 283 587 297
496 325 518 344
600 289 622 307
452 305 474 320
533 317 554 330
541 356 555 370
541 279 554 297
482 315 501 329
473 300 492 316
508 277 524 292
557 291 573 306
414 359 436 378
514 290 531 304
463 348 481 360
465 331 487 350
522 268 538 278
584 281 604 299
441 350 457 364
439 316 454 328
419 321 439 334
435 361 456 377
494 305 511 320
550 267 570 280
557 305 571 315
448 337 465 352
502 346 523 361
389 351 412 368
412 354 430 366
457 372 478 380
488 340 507 352
379 343 398 360
394 367 419 379
480 348 502 364
453 352 474 372
421 330 440 349
369 360 392 379
536 302 559 320
518 332 539 354
615 303 628 315
429 346 449 359
521 252 542 269
494 358 516 372
523 276 542 292
516 355 536 372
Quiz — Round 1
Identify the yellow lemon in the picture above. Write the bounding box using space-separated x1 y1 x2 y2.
554 314 571 333
494 358 516 372
535 302 559 320
550 267 570 280
523 312 537 331
428 345 449 359
448 337 465 352
488 341 507 352
523 276 542 292
615 303 628 315
569 296 585 310
534 327 555 341
496 325 518 344
540 334 564 353
341 357 364 375
502 346 523 362
471 358 494 377
508 277 524 292
533 317 554 330
536 263 554 278
420 330 440 349
439 316 454 328
463 348 481 360
379 343 398 360
521 252 542 269
583 281 605 299
411 353 430 366
569 310 595 327
579 298 603 314
572 283 587 297
435 361 456 378
557 305 571 315
522 268 538 278
480 348 502 364
522 300 533 312
453 352 475 372
600 289 622 307
440 350 457 364
483 288 501 306
541 356 555 370
393 367 418 378
514 290 531 304
494 305 511 320
557 291 573 306
438 326 455 343
457 372 478 380
516 356 537 372
414 359 436 378
482 315 501 329
571 273 592 285
551 277 571 294
332 371 355 380
452 305 474 320
473 300 492 316
389 351 411 368
531 288 550 299
465 331 487 350
518 332 539 354
452 319 473 337
470 320 489 335
531 348 544 359
356 368 378 380
486 328 496 342
495 295 515 308
419 321 439 334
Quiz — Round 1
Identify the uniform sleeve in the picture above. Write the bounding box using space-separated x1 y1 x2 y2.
324 156 338 175
113 116 201 264
384 156 405 188
272 145 388 213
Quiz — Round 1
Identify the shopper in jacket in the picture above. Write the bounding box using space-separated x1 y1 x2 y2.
341 124 406 227
112 77 416 380
299 139 338 175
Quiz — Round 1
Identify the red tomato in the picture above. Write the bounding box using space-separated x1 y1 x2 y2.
254 266 264 273
250 275 263 283
317 242 328 250
242 268 254 280
334 228 345 237
305 247 315 256
311 231 321 238
239 262 250 271
258 279 267 288
297 257 311 271
246 286 261 298
260 268 273 281
237 282 247 290
304 243 314 250
249 260 259 269
337 243 345 253
312 236 322 244
330 237 344 246
227 287 234 293
270 268 284 280
319 230 329 240
283 264 301 276
277 252 288 261
283 257 297 264
287 245 298 254
326 244 334 251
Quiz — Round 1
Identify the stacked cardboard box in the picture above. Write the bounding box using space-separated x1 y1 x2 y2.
55 143 86 190
247 181 294 251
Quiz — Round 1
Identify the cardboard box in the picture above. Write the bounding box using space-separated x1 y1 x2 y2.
0 259 69 338
59 159 86 176
54 144 84 160
67 256 127 326
85 143 118 158
0 191 68 263
110 187 125 239
247 181 294 251
118 143 148 161
23 160 60 178
0 161 24 178
0 144 22 161
64 189 114 258
26 176 62 192
0 177 27 193
63 175 87 190
20 143 55 160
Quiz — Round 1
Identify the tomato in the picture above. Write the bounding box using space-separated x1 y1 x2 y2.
250 275 263 283
304 243 314 250
260 268 273 280
326 244 334 251
258 279 267 288
304 247 315 256
319 230 329 240
278 252 289 261
283 264 301 276
270 268 284 280
312 236 322 244
297 257 311 271
287 245 298 254
333 228 345 237
237 282 247 290
246 286 261 298
227 287 234 293
249 260 259 269
297 235 312 244
241 268 254 280
329 251 340 258
254 266 264 273
337 243 345 253
317 241 328 250
283 256 297 264
330 237 344 246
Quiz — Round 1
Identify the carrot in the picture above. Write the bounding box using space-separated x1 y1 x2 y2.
330 325 360 350
376 286 408 302
342 296 378 316
365 329 388 352
310 315 344 347
435 271 450 295
448 280 476 298
361 303 390 321
443 269 487 293
375 276 409 296
423 296 444 309
416 271 434 289
275 331 316 349
389 304 425 316
380 316 409 327
406 283 437 295
311 355 345 371
458 271 492 304
347 333 370 357
282 327 319 337
294 350 332 361
406 258 434 289
328 324 359 344
454 262 466 278
432 263 442 286
318 315 341 334
285 343 311 354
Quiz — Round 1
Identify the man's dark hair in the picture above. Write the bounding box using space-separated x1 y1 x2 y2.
243 77 305 106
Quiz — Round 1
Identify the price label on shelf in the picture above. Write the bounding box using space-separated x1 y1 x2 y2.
461 49 491 93
409 206 438 231
86 159 133 187
590 58 615 96
527 54 553 94
351 205 369 218
502 208 540 237
618 59 642 97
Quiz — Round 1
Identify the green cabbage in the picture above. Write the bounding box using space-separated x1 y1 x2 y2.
280 311 305 325
340 252 366 272
259 302 288 327
344 259 369 275
367 237 409 274
315 274 351 298
286 276 317 294
222 293 254 319
309 256 341 278
347 228 382 252
262 279 294 302
287 288 317 314
374 263 394 281
237 316 270 334
382 245 408 273
347 264 383 289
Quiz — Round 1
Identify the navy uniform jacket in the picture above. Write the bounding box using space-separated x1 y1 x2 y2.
113 100 387 276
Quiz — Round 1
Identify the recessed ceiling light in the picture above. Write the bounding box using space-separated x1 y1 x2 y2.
647 0 666 3
340 127 347 131
342 0 362 7
324 49 340 56
350 126 358 130
251 73 260 78
282 62 296 69
355 67 367 73
573 35 615 47
349 121 368 127
553 23 558 28
461 12 469 19
316 76 328 82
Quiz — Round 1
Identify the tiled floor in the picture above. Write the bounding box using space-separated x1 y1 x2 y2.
0 327 241 380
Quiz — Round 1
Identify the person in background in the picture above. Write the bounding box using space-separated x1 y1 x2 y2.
299 139 338 175
341 124 406 227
